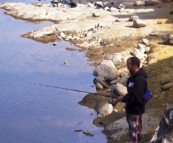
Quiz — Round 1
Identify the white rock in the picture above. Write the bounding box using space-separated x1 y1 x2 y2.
134 0 142 6
98 103 113 116
93 60 117 81
133 19 147 28
111 83 127 95
111 54 123 66
142 38 150 45
133 48 146 60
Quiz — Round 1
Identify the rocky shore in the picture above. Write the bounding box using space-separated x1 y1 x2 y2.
1 0 173 142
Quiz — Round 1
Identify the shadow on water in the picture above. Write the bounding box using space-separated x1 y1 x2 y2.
0 5 107 143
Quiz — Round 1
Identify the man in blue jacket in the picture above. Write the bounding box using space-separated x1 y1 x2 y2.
114 57 147 143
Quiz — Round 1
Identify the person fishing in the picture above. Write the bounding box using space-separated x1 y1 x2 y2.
114 57 147 143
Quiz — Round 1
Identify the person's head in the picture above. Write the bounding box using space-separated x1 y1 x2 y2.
127 57 140 74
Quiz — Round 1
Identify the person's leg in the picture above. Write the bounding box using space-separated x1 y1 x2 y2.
126 114 142 143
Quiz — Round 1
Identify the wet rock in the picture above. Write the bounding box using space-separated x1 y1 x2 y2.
83 131 94 137
134 1 142 6
129 15 139 21
161 83 173 91
53 42 57 45
74 129 82 132
93 76 108 88
160 75 171 85
132 19 147 28
93 60 117 81
95 83 103 89
98 103 113 116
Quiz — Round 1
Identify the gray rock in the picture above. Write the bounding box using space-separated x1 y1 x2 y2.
110 78 120 84
111 54 123 66
145 0 161 6
93 76 108 88
83 131 94 137
161 83 173 90
160 75 171 85
93 60 117 81
111 83 127 96
133 48 146 60
117 77 128 86
133 19 147 28
95 83 103 89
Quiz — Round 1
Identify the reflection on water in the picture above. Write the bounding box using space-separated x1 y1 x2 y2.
0 2 107 142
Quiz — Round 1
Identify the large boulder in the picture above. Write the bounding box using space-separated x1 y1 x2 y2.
93 60 117 81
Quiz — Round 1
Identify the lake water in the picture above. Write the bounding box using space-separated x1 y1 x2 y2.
0 1 107 143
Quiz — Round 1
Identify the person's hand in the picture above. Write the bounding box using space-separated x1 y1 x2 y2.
113 99 119 105
117 95 124 102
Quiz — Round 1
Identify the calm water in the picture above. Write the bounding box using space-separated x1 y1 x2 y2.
0 1 107 143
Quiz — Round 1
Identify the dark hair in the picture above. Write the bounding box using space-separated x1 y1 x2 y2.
127 57 140 68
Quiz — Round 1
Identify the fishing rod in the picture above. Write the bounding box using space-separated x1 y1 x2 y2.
29 83 117 98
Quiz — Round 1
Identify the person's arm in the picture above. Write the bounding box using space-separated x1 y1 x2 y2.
113 95 124 105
